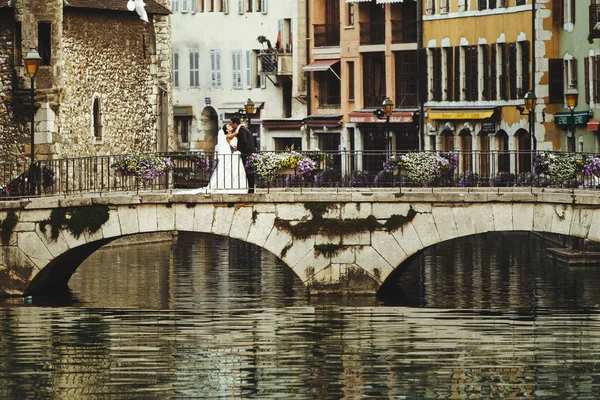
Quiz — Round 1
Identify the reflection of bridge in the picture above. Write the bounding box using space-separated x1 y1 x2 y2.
1 188 599 297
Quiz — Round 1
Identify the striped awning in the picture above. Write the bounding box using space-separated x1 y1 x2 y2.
428 110 494 120
376 0 415 3
346 0 371 3
587 120 600 131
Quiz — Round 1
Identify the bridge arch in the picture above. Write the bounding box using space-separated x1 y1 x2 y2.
2 191 600 297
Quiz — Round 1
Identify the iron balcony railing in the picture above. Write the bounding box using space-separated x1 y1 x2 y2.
391 20 417 44
313 23 340 47
2 150 600 199
359 21 386 45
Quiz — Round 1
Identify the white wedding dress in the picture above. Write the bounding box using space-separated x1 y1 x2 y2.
180 130 248 194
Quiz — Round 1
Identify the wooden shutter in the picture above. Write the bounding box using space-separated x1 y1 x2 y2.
570 58 578 87
508 42 517 99
446 48 453 101
468 46 479 101
595 56 599 103
433 48 442 100
418 48 428 102
491 44 497 100
548 58 564 104
482 44 489 100
585 57 590 104
552 0 563 25
478 0 486 10
521 41 530 91
458 0 466 11
500 43 508 100
454 46 461 101
570 0 575 24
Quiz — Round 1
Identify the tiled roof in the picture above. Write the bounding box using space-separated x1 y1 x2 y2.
65 0 170 15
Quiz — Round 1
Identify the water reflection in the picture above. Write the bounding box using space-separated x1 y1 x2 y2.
1 232 600 398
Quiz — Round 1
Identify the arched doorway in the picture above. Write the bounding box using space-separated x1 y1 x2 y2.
515 128 531 173
199 107 219 152
441 129 454 152
478 131 490 178
496 130 510 173
458 128 472 173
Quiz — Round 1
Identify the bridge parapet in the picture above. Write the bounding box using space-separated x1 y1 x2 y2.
1 188 600 298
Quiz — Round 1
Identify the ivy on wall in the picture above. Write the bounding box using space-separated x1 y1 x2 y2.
1 210 18 245
39 204 110 241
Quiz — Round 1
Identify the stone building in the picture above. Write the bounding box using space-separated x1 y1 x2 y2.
0 0 173 163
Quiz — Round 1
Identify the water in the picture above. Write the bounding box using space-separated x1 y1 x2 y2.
2 232 600 398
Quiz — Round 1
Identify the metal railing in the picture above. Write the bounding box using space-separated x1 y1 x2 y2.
313 24 340 47
360 21 385 45
1 150 600 200
391 20 417 44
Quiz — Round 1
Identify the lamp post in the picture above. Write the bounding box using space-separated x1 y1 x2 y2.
373 97 394 155
24 46 41 165
565 85 579 152
243 98 255 126
523 90 537 154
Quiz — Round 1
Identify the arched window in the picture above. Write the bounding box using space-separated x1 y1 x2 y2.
459 129 473 172
515 128 531 173
496 130 510 173
93 97 102 140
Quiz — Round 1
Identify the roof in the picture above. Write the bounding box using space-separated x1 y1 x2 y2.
65 0 170 15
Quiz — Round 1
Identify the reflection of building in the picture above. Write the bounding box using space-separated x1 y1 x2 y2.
422 1 558 175
305 0 419 163
171 0 308 152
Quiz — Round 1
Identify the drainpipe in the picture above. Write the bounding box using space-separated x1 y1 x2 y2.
531 0 536 152
416 0 425 150
305 0 312 150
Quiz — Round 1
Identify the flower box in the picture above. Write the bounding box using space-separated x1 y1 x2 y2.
279 168 296 175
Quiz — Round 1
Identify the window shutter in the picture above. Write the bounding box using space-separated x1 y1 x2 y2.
585 57 590 104
223 0 228 14
508 42 517 99
190 0 196 13
458 0 466 12
498 0 506 7
482 44 490 100
261 0 267 14
181 0 189 12
172 0 179 12
418 48 428 101
521 41 530 91
571 58 578 87
478 0 486 11
446 48 453 101
238 0 243 14
490 44 497 100
426 0 433 15
548 58 564 104
440 0 448 13
500 43 507 100
570 0 575 24
454 46 461 101
173 52 179 87
433 48 442 100
246 50 252 88
595 56 599 103
216 51 222 88
552 0 563 25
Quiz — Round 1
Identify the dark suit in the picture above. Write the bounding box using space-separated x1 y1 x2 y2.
236 125 257 192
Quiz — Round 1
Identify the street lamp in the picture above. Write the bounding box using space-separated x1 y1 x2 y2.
243 98 255 126
373 97 394 155
523 90 537 153
24 46 41 165
565 85 579 152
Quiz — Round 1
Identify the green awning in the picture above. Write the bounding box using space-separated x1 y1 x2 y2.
554 111 591 126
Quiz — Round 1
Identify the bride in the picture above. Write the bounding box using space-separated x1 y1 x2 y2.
206 124 248 193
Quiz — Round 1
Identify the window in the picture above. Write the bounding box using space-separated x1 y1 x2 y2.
430 48 442 101
585 56 600 104
246 50 253 88
548 58 564 104
175 118 191 143
481 44 490 100
444 47 453 101
210 50 222 88
198 0 204 12
246 0 252 12
189 50 199 88
173 51 180 88
347 61 355 101
426 0 436 15
464 46 478 101
498 43 508 100
395 51 417 106
318 62 341 107
508 42 517 99
519 41 530 93
564 0 575 25
232 50 243 89
260 0 267 14
478 0 497 11
275 138 301 151
38 22 51 65
221 0 228 13
440 0 449 13
93 97 102 140
237 0 243 14
172 0 179 12
458 0 468 11
564 57 577 89
181 0 189 12
210 0 214 12
14 21 22 65
348 3 354 26
190 0 196 13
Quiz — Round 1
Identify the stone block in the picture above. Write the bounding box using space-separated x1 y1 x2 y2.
470 204 495 234
193 204 215 233
354 246 393 281
330 247 356 264
212 206 235 236
23 198 60 210
37 227 70 258
247 213 276 248
60 228 88 249
14 222 36 232
411 211 440 248
59 197 93 208
533 203 553 233
174 204 195 232
19 209 51 222
18 231 54 269
550 204 573 236
263 228 293 260
371 231 406 269
118 206 140 235
276 203 311 221
102 209 122 239
138 194 171 204
342 231 370 246
452 206 477 238
229 206 253 242
570 208 594 239
138 205 158 233
156 204 175 231
391 222 423 257
432 207 459 241
341 202 372 219
512 203 534 232
492 203 513 231
587 209 600 242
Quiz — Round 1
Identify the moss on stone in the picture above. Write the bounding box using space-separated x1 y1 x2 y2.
280 242 292 258
39 204 110 241
1 210 18 245
304 202 336 219
383 207 417 231
314 244 344 258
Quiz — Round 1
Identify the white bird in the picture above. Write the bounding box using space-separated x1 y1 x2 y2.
127 0 149 23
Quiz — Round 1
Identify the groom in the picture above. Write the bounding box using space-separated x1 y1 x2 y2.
230 117 256 193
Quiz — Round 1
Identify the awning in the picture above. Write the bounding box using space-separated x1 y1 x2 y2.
376 0 414 3
346 0 371 3
587 120 600 131
554 111 591 127
303 59 340 72
428 109 494 120
262 119 304 130
220 101 264 110
349 110 414 124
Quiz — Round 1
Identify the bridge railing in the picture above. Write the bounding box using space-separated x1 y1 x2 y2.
0 150 599 199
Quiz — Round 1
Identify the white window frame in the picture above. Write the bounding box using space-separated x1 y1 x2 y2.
189 50 200 88
458 0 467 12
190 0 196 13
173 51 180 88
210 50 222 88
172 0 180 12
564 56 577 90
181 0 189 13
246 50 253 88
222 0 228 14
232 49 243 89
440 0 449 13
260 0 267 14
237 0 244 14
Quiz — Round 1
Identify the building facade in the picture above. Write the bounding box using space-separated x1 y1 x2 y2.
170 0 308 153
0 0 173 162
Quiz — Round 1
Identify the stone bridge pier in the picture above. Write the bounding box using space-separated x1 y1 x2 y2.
1 189 600 297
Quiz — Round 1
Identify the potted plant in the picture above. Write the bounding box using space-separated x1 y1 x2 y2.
111 154 173 180
246 151 317 182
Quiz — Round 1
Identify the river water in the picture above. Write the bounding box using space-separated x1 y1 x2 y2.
1 232 600 398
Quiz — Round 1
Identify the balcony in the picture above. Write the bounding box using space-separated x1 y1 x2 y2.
363 95 387 108
590 5 600 40
391 20 417 44
318 94 341 108
314 24 340 47
258 52 293 76
359 21 385 45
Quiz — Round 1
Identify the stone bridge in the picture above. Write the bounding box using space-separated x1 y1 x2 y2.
1 188 599 297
